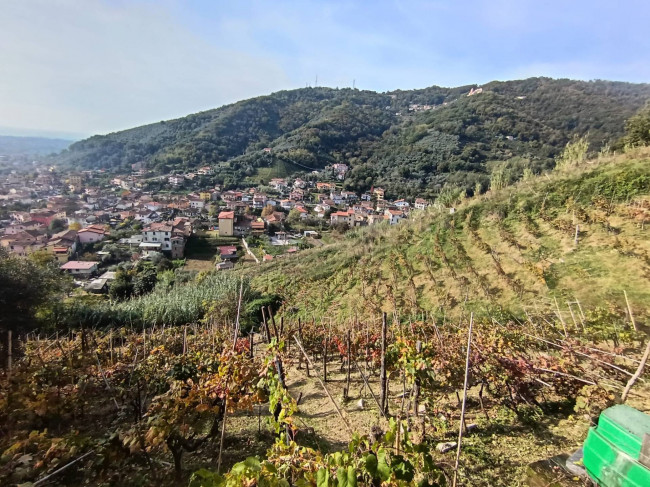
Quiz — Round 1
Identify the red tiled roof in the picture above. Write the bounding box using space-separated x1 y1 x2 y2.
218 211 235 219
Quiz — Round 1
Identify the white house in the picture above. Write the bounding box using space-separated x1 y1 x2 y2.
142 223 173 251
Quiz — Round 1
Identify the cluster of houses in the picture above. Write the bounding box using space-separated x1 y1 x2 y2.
1 161 433 280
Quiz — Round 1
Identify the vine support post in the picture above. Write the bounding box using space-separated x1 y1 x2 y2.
182 326 187 355
7 330 12 372
413 340 422 417
554 297 568 337
344 329 351 400
262 307 271 343
453 313 473 487
566 301 581 332
380 312 388 416
624 290 638 331
621 339 650 403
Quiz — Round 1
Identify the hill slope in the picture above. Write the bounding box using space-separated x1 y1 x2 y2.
54 78 650 197
244 149 650 327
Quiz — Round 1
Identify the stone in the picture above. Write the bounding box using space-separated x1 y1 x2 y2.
357 399 365 410
436 441 457 453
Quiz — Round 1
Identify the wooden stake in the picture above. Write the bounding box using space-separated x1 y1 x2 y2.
217 397 228 473
624 290 638 331
344 329 351 400
453 313 473 487
7 330 12 372
353 360 386 418
262 307 271 343
566 301 581 332
413 340 422 417
293 336 354 435
554 297 568 336
231 277 244 352
621 340 650 403
379 313 389 415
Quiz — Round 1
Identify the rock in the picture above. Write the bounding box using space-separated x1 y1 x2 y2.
438 413 447 422
466 423 478 432
417 404 426 414
565 448 587 479
436 441 457 453
357 399 365 410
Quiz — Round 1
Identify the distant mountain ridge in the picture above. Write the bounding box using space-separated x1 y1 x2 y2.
52 77 650 197
0 135 73 156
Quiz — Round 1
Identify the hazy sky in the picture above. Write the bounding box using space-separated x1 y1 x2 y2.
1 0 649 138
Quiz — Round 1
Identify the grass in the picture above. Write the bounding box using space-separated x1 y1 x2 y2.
238 152 650 324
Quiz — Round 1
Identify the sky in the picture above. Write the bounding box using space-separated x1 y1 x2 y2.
1 0 649 139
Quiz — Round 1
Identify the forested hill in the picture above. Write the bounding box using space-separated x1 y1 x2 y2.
54 78 650 197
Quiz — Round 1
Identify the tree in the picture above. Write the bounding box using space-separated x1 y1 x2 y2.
68 222 82 231
556 135 589 169
133 267 158 296
261 204 275 217
109 269 134 301
287 208 302 226
623 103 650 148
0 248 69 334
48 218 67 234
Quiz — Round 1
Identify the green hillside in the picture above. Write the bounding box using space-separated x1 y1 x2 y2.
244 149 650 328
53 78 650 197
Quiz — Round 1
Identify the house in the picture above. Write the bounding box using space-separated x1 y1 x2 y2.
414 198 429 210
218 245 238 260
141 222 174 251
376 200 389 212
294 206 309 219
189 198 205 210
47 229 78 262
393 199 410 209
0 235 46 256
60 260 99 277
280 199 294 210
269 178 288 191
216 260 235 270
330 211 352 225
367 214 384 225
251 220 265 235
168 175 184 187
266 211 286 225
84 278 110 294
78 225 109 244
170 235 186 259
350 213 367 227
218 211 235 236
384 209 404 225
29 209 66 226
361 193 371 201
316 182 335 191
373 187 385 200
331 163 349 180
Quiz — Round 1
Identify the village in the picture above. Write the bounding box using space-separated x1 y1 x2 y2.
0 161 431 293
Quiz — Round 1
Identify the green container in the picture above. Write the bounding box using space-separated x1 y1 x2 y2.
583 405 650 487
